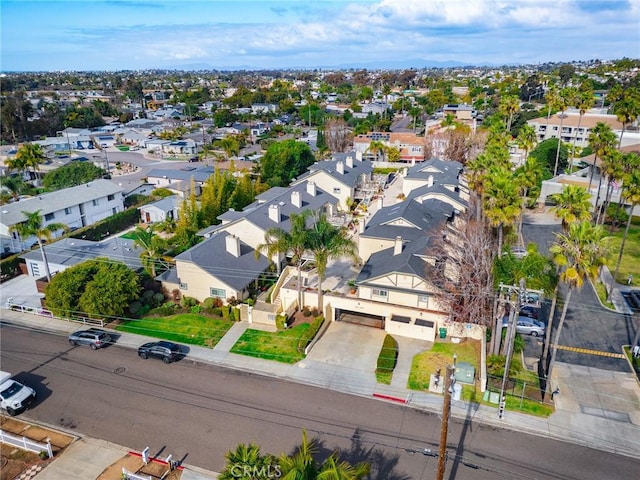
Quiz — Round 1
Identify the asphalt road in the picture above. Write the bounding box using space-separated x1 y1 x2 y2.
522 223 634 371
2 325 638 480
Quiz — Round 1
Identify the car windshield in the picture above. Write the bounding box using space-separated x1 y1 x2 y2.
1 381 22 399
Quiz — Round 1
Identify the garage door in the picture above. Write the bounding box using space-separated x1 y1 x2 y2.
336 309 385 329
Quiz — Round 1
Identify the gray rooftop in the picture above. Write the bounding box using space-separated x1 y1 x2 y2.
295 151 373 188
404 158 463 183
174 232 270 291
140 195 180 212
146 166 215 183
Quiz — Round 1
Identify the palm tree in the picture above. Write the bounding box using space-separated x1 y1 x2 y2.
132 224 166 278
16 143 46 185
482 167 521 254
219 136 240 160
514 156 544 236
569 86 595 166
366 140 386 162
4 152 28 179
317 455 370 480
499 95 520 132
10 210 67 281
0 175 27 203
614 88 640 148
612 157 640 284
219 443 276 480
516 124 537 163
306 214 359 312
586 122 617 193
546 221 610 381
549 185 592 231
256 210 313 311
597 150 625 226
279 430 318 480
551 87 573 176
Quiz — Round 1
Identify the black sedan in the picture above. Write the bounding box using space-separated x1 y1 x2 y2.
137 341 181 364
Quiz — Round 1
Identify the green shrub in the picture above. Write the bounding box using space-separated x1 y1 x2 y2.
0 254 20 281
148 302 178 316
245 298 255 307
376 334 398 375
297 316 324 353
70 207 140 241
203 297 223 309
212 307 223 317
142 290 155 302
129 301 142 315
302 306 312 317
190 305 202 314
276 314 287 330
181 296 199 308
152 292 165 305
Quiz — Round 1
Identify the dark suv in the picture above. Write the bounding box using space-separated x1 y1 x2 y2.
138 341 181 364
68 328 112 350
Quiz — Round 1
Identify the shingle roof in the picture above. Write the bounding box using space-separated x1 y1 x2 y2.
294 152 373 188
174 232 270 290
405 158 463 183
139 195 180 213
146 166 214 183
1 180 123 227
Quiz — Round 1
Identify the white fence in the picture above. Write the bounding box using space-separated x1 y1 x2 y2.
122 468 152 480
6 301 104 327
0 429 53 459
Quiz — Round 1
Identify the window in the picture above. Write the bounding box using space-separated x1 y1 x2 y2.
179 282 188 290
210 287 226 298
372 288 388 299
30 262 40 276
45 213 55 221
333 187 341 194
92 199 99 206
64 207 72 215
107 194 115 201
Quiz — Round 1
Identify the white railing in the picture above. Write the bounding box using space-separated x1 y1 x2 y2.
6 301 104 327
0 429 53 459
122 468 151 480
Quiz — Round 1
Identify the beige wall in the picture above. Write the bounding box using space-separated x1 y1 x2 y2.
296 172 353 210
216 220 268 250
358 236 396 262
174 261 244 303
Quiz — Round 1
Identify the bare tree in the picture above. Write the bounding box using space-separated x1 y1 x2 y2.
324 118 353 153
427 210 497 342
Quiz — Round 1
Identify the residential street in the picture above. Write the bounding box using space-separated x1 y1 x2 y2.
2 325 639 480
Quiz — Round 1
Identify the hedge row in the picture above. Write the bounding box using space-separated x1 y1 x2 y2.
376 334 398 374
70 207 141 242
297 315 324 353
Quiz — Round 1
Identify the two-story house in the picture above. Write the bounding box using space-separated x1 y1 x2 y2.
1 179 125 254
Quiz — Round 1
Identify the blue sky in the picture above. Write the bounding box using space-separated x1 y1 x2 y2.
1 0 639 72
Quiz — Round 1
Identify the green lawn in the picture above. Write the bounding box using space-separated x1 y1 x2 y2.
231 323 310 364
116 313 234 347
120 231 139 241
407 340 480 391
593 278 615 309
605 220 640 286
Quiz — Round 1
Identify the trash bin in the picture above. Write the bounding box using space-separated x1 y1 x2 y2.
439 327 447 339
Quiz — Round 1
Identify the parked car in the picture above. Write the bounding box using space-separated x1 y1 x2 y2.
519 305 540 319
138 341 181 364
188 156 199 162
68 328 112 349
0 371 36 416
625 290 640 311
503 316 546 336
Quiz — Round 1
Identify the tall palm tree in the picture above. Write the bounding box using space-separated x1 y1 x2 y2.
10 210 67 281
612 157 640 284
306 214 359 312
569 86 595 166
132 224 166 278
256 210 313 311
219 136 240 160
614 88 640 148
597 150 625 226
16 143 46 185
482 167 521 254
514 156 544 236
546 221 610 381
0 175 27 203
516 124 537 164
499 95 520 132
586 122 617 193
549 185 592 231
551 87 573 176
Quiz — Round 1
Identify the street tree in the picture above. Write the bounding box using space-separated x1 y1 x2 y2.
569 84 595 165
614 88 640 148
586 122 618 193
547 221 610 381
482 167 521 254
499 95 520 132
10 210 67 281
259 140 315 187
549 185 593 231
132 224 167 278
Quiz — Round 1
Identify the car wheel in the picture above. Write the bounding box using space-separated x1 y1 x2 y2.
7 407 16 416
162 356 171 364
531 331 539 337
139 352 148 359
90 343 98 350
69 339 77 346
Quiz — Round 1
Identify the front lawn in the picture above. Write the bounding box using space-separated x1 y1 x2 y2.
408 340 480 391
116 313 234 347
231 323 311 364
606 220 640 286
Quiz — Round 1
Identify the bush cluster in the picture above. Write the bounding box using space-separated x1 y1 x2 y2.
376 334 398 375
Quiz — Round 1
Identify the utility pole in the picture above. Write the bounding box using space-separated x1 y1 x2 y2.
497 279 544 419
436 355 457 480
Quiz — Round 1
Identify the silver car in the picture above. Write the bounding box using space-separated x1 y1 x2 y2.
503 316 546 337
68 328 112 349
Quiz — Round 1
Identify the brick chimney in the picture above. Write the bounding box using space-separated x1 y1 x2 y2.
268 204 281 223
225 234 241 257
